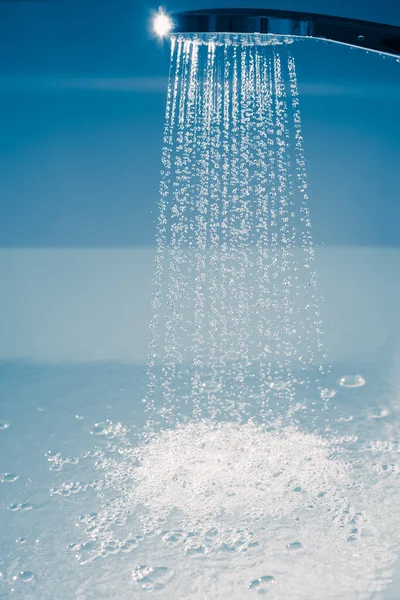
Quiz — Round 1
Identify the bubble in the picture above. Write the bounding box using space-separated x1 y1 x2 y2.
92 422 108 435
16 537 27 544
185 544 205 556
269 380 289 391
1 473 19 483
249 575 276 594
163 531 184 546
200 382 222 394
368 408 390 420
320 388 336 399
133 566 174 590
287 541 303 550
347 535 357 543
358 35 365 41
19 571 34 583
76 415 84 420
336 416 353 423
338 374 366 388
120 538 140 553
91 420 127 439
20 503 33 512
8 503 20 512
0 420 10 430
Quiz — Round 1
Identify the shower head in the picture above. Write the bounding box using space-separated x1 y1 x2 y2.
170 8 400 58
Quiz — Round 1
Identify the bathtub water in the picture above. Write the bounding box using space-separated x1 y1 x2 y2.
1 358 399 599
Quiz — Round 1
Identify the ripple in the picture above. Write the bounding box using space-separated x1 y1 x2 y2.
338 374 366 388
8 502 33 512
1 473 19 483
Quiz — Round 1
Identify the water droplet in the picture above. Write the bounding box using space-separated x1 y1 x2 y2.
19 571 34 583
339 374 366 388
358 35 365 41
0 420 10 430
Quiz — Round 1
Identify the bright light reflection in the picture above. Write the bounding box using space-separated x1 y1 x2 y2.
153 10 173 38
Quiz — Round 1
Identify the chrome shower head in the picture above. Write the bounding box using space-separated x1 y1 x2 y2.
170 8 400 58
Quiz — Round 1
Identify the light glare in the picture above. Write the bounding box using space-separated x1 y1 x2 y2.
153 11 173 38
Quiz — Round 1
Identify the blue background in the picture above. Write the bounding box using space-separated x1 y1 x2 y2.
0 0 399 247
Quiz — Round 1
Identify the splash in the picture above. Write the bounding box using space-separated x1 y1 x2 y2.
37 35 400 600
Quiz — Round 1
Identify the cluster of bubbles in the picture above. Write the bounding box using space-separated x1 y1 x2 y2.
43 407 397 599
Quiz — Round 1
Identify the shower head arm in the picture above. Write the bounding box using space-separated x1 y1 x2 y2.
171 8 400 58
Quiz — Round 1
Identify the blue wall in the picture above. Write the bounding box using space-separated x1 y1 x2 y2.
0 0 399 247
